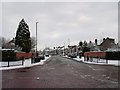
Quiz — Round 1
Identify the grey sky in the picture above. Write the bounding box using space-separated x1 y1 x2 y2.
2 2 118 50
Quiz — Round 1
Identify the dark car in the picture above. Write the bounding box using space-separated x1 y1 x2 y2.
38 54 45 60
45 54 49 57
32 54 45 63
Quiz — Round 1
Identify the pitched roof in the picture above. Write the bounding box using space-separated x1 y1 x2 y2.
99 37 115 46
8 38 15 44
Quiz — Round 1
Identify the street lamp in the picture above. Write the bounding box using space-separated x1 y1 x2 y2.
36 22 39 57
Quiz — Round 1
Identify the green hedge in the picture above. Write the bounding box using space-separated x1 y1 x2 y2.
1 50 16 61
106 51 120 60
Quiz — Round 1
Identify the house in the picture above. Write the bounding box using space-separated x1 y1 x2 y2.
4 38 15 49
68 45 78 54
99 37 118 51
4 38 22 51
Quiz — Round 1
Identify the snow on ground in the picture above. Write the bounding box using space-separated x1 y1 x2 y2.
0 56 51 70
63 55 120 66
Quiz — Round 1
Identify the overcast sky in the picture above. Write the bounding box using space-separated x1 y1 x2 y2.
2 2 118 50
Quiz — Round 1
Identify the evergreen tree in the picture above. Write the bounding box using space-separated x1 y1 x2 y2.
15 19 31 52
95 39 98 45
78 41 83 51
79 41 83 47
83 41 87 47
88 41 92 48
83 41 90 52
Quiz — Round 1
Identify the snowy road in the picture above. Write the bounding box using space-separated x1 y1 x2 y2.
2 55 119 88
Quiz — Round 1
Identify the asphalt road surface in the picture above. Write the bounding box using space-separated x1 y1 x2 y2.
2 56 119 88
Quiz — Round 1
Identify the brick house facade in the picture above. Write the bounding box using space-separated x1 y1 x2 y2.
99 37 117 51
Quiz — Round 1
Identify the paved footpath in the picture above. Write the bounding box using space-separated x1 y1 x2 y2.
2 56 119 88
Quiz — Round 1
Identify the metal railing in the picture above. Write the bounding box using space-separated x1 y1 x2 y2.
0 59 25 67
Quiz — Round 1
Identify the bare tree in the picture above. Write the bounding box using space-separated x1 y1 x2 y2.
0 37 10 48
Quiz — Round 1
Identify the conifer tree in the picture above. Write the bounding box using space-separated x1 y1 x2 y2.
15 19 31 52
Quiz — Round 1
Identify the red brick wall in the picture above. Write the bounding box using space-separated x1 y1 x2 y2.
84 52 106 58
16 52 33 60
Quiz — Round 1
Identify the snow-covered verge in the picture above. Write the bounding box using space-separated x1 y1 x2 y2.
63 55 120 66
0 56 51 70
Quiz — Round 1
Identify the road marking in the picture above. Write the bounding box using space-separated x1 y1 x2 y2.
96 78 118 84
111 81 118 84
80 75 85 78
84 75 91 77
88 65 104 71
71 67 74 69
91 76 95 79
48 68 55 70
102 74 106 77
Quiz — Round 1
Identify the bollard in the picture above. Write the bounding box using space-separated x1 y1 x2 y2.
31 53 35 64
96 56 99 63
87 56 89 61
22 57 24 65
31 57 32 64
8 60 9 67
22 59 23 65
7 55 10 67
106 59 108 64
31 57 34 64
90 57 93 62
84 56 86 61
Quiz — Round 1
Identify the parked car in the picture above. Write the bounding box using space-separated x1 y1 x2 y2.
32 54 45 63
45 54 49 57
37 54 45 60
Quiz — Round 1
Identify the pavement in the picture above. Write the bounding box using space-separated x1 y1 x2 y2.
63 55 120 66
2 55 119 88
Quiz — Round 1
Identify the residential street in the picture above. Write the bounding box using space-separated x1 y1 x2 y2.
2 55 119 88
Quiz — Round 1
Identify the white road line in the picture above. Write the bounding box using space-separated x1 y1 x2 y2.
88 65 104 71
48 68 55 70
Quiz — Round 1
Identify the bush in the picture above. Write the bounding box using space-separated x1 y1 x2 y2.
2 50 16 61
106 51 120 60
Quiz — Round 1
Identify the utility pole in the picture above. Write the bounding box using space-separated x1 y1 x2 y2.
36 22 39 57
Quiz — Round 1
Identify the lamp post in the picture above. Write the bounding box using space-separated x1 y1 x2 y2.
36 22 39 57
